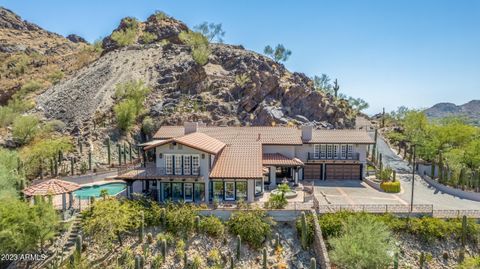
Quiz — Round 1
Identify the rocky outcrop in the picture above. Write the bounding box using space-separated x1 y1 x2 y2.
66 34 88 44
31 11 356 134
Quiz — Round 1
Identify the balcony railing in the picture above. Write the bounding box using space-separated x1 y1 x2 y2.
118 165 201 178
307 152 360 161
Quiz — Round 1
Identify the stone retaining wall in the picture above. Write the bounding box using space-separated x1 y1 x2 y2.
310 210 331 269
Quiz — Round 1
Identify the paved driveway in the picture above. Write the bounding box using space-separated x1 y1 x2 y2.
314 180 408 205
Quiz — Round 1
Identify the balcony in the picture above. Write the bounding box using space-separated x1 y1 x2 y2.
117 165 202 180
307 152 360 161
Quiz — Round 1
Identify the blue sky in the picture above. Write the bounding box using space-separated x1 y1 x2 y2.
2 0 479 114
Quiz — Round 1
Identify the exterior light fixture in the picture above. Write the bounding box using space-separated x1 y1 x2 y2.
159 153 163 158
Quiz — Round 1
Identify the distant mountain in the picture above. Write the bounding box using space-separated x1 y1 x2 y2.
424 100 480 125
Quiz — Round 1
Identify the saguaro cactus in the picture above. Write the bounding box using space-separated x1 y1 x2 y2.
372 129 378 163
301 211 308 249
275 233 280 248
70 158 74 176
195 216 200 232
135 255 143 269
123 143 127 164
118 144 122 166
106 138 111 165
88 150 92 171
393 252 399 269
78 137 83 154
262 248 267 269
129 142 133 163
161 239 167 258
461 215 467 247
160 208 166 229
183 252 187 268
75 235 83 256
236 235 241 260
229 253 234 269
139 211 145 243
309 257 316 269
392 170 396 182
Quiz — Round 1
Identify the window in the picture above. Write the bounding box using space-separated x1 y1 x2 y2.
172 183 183 201
236 182 247 200
347 144 354 159
225 182 235 201
183 155 191 175
255 179 263 196
314 144 320 158
163 183 171 201
326 145 333 159
175 155 182 175
213 182 223 200
192 155 200 175
333 145 339 159
194 183 205 202
165 155 173 174
341 145 347 159
320 145 327 159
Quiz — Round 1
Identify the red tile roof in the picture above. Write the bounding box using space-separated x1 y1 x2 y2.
263 153 304 166
210 143 263 179
144 132 226 154
306 129 374 144
23 179 80 196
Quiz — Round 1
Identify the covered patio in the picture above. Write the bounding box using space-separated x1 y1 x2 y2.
262 153 304 189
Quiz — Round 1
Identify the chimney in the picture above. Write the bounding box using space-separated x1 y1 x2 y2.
184 122 198 135
301 125 313 141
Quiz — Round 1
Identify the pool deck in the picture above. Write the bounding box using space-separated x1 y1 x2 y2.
79 178 125 187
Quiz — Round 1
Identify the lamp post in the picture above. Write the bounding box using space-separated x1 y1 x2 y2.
410 144 416 212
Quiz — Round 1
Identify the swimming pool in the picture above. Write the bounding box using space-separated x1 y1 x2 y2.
74 182 126 199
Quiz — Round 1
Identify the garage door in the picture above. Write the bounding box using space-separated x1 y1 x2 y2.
304 164 322 179
325 164 361 180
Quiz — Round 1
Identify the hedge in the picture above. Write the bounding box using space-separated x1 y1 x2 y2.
380 181 401 193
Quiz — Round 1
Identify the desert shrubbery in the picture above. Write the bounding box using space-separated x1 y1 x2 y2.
179 30 210 65
12 115 40 145
227 209 274 248
140 32 157 44
199 215 224 238
113 80 151 131
380 181 401 193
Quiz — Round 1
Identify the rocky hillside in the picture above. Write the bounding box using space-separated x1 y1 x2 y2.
36 12 356 138
0 7 99 104
424 100 480 125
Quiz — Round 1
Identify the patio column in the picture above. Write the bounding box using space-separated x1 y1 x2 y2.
156 180 161 202
61 193 66 210
68 192 73 208
269 166 276 189
294 168 299 185
247 180 255 202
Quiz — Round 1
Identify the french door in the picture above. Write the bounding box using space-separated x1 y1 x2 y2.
224 182 235 201
184 183 193 202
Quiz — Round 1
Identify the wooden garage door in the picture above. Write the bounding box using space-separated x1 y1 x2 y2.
325 164 361 180
304 164 322 179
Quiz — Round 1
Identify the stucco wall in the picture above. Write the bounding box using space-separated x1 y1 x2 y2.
154 143 211 180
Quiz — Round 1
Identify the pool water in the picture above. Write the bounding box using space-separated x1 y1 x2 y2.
74 183 126 199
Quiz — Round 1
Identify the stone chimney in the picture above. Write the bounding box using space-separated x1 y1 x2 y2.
184 122 198 135
301 125 313 141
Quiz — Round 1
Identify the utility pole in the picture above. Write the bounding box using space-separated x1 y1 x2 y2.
410 145 416 212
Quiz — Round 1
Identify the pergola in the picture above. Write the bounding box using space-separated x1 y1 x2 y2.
23 179 81 210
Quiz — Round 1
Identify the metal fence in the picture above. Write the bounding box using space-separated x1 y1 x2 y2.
316 204 434 214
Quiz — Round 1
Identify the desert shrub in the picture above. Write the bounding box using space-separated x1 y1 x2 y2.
140 32 157 44
115 80 151 114
378 166 394 182
114 100 137 131
154 11 169 21
408 217 457 242
12 115 40 145
329 215 395 269
18 80 43 96
295 213 315 246
156 232 175 246
165 204 198 235
380 181 401 193
111 28 137 46
126 198 163 226
318 211 359 238
7 98 34 113
191 254 203 269
48 70 64 84
92 38 104 53
6 53 29 76
266 193 288 209
179 31 210 65
0 148 23 199
0 106 16 128
199 215 224 237
175 239 185 259
457 256 480 269
235 73 250 87
227 209 274 248
141 116 156 137
207 248 221 265
43 120 67 133
20 137 73 177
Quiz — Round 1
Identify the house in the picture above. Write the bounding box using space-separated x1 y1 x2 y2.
116 122 374 203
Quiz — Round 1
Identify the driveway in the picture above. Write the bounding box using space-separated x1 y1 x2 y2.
375 134 480 210
314 179 407 205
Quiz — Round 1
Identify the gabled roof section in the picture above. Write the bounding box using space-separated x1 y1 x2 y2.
144 132 226 155
305 129 374 144
210 143 263 179
263 153 304 166
153 126 185 139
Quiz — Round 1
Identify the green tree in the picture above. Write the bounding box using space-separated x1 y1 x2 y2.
0 199 36 253
111 28 137 46
140 32 157 44
12 115 40 145
263 44 292 63
347 97 370 112
0 148 23 199
114 100 137 131
114 80 151 115
227 209 274 248
194 22 226 43
179 30 211 65
82 198 138 247
313 74 334 94
329 215 395 269
30 198 59 251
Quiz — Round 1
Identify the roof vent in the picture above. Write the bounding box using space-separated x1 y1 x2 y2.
257 133 261 141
